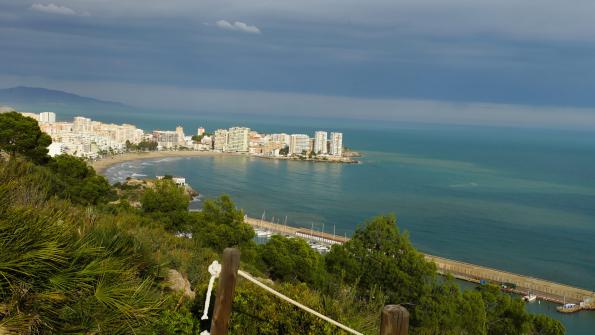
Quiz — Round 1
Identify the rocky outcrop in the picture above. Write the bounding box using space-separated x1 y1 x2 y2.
166 269 196 300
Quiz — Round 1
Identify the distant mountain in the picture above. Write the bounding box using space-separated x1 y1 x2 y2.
0 86 127 108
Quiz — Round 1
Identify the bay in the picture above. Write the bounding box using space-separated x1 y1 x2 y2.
103 115 595 334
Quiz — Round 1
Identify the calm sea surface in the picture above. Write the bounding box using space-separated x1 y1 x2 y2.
102 116 595 334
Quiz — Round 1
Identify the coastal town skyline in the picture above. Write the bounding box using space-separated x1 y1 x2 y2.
1 107 348 161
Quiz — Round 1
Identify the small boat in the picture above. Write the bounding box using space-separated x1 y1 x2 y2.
254 229 273 237
315 245 330 252
557 303 581 313
307 241 330 253
313 245 330 253
523 294 537 302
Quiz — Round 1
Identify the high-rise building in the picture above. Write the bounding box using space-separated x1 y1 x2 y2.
314 131 328 154
227 127 250 152
214 129 229 151
330 132 343 156
39 112 56 124
176 126 186 145
289 134 310 155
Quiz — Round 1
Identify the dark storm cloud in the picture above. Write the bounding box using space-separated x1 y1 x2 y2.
1 0 595 126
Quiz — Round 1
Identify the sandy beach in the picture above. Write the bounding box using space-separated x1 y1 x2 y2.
91 151 223 174
91 150 358 174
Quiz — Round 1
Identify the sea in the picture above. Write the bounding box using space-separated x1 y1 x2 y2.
81 109 595 334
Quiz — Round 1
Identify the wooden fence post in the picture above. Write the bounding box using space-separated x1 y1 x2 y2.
380 305 409 335
210 248 241 335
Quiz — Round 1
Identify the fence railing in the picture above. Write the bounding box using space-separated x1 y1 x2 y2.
204 248 409 335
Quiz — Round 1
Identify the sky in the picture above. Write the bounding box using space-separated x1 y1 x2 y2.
1 0 595 128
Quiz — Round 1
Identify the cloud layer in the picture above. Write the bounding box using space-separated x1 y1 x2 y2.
215 20 261 34
22 0 595 41
30 3 77 16
2 0 595 127
3 74 594 130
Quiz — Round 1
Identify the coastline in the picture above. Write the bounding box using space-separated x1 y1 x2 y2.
91 150 360 174
90 151 222 174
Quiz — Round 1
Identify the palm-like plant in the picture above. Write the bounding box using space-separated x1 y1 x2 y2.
0 161 162 334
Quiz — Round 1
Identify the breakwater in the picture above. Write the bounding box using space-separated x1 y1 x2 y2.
426 255 595 306
245 216 595 307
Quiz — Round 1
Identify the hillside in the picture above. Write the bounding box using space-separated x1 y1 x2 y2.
0 86 127 108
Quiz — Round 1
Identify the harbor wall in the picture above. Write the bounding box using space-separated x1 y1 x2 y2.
245 216 595 306
425 255 595 304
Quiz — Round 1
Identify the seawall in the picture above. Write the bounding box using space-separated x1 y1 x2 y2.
245 216 595 306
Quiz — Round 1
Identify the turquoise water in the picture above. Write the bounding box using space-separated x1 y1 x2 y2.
104 120 595 334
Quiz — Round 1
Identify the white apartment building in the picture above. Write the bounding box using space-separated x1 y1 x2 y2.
39 112 56 123
271 133 291 146
330 132 343 156
214 129 229 151
35 113 142 158
39 122 73 137
92 123 143 145
73 116 92 133
47 142 65 157
153 130 179 149
176 126 186 146
201 135 213 146
314 131 328 154
289 134 310 155
227 127 250 152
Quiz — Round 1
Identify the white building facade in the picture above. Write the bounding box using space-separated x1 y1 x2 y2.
270 133 291 146
47 142 65 157
330 132 343 156
153 130 179 149
314 131 328 154
39 112 56 123
214 129 229 151
289 134 310 155
73 116 92 133
227 127 250 152
176 126 186 146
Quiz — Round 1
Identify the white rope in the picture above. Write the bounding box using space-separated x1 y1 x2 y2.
238 270 364 335
202 261 222 320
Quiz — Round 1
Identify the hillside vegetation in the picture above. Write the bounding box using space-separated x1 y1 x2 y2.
0 112 565 334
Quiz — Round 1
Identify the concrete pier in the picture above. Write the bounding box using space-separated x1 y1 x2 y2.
426 255 595 305
245 216 595 307
245 216 348 244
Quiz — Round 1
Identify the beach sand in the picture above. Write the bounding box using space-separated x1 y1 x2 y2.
91 151 223 174
91 150 357 175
